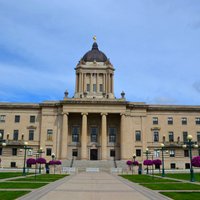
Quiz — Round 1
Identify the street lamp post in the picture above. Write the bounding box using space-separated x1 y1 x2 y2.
145 148 151 174
51 153 56 174
22 142 32 176
37 147 44 174
182 135 198 182
132 154 136 174
0 133 6 168
160 143 165 177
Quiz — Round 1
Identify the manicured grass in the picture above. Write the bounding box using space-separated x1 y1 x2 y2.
0 191 31 200
10 174 68 182
0 182 47 189
141 183 200 190
163 173 200 182
0 172 29 179
161 192 200 200
120 175 179 183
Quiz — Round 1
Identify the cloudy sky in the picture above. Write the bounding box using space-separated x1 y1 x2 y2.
0 0 200 105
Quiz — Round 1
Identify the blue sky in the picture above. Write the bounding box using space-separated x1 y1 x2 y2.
0 0 200 105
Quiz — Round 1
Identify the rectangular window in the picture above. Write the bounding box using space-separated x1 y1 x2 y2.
196 117 200 125
184 150 189 157
152 117 158 125
109 127 117 143
12 148 17 156
135 130 141 141
182 117 187 125
169 149 175 157
15 115 20 123
110 149 115 157
47 129 53 141
153 131 159 142
0 130 4 139
93 84 97 92
154 150 160 158
99 84 103 92
46 148 52 156
169 132 174 142
168 117 173 125
72 149 78 157
170 163 176 169
0 115 6 123
183 131 188 143
197 132 200 142
29 130 34 141
90 127 98 142
136 149 141 157
72 126 80 142
87 84 90 92
13 130 19 140
185 163 190 169
30 116 36 123
11 162 16 168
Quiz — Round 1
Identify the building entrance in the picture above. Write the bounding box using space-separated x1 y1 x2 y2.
90 149 98 160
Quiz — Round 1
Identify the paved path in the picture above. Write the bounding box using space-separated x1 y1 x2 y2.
19 172 171 200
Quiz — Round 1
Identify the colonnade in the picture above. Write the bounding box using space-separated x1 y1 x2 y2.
60 112 126 160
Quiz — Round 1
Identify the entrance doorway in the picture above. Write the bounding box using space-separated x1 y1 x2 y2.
90 149 98 160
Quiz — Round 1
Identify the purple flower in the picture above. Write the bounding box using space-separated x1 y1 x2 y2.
36 157 46 164
192 156 200 167
153 159 162 166
55 160 62 165
49 160 56 165
143 160 153 166
132 161 139 166
26 158 36 165
126 160 133 166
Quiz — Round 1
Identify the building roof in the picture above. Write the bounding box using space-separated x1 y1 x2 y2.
82 42 108 62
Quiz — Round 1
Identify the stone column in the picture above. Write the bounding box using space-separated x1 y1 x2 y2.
79 73 81 93
108 73 110 94
120 113 126 160
75 73 78 93
90 73 92 92
101 113 107 160
96 73 99 92
81 113 88 159
111 74 114 93
105 74 107 93
61 113 69 159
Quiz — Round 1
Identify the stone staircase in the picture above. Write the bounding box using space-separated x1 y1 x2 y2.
61 159 127 173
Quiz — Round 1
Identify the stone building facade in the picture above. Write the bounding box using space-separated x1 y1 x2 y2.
0 40 200 170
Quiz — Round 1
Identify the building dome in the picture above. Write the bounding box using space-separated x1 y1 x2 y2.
82 42 108 62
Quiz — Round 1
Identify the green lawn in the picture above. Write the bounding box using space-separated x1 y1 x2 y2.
10 174 68 182
0 191 31 200
163 173 200 182
141 183 200 190
0 182 47 189
0 172 29 179
120 175 179 183
161 192 200 200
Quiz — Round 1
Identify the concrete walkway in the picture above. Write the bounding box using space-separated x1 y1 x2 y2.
19 172 171 200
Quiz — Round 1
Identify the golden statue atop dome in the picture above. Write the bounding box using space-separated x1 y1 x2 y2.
93 35 97 42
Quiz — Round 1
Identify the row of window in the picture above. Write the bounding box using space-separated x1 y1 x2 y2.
134 148 199 158
152 117 200 125
0 130 34 140
86 84 103 93
0 115 36 123
71 126 117 143
5 161 192 169
135 130 200 142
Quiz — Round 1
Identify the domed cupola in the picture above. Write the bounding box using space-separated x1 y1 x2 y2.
82 42 108 62
74 37 115 100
